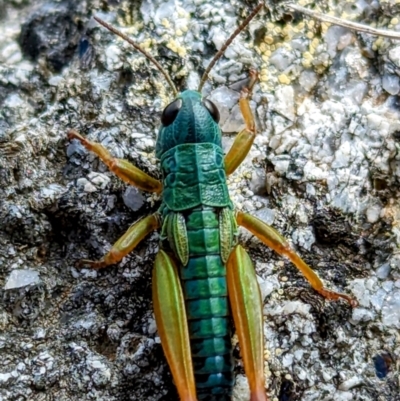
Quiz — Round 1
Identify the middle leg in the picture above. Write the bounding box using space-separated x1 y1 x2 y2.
236 211 358 307
78 213 160 269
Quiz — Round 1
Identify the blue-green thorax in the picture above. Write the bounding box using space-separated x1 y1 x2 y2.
155 90 222 159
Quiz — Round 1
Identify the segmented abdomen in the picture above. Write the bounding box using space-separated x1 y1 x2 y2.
179 207 234 400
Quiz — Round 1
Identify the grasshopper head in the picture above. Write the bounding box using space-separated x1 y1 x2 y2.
94 5 263 160
155 90 221 159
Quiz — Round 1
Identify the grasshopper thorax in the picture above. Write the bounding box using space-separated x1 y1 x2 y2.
155 90 221 159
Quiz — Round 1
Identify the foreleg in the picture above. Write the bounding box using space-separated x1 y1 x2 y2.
68 130 162 193
224 69 259 176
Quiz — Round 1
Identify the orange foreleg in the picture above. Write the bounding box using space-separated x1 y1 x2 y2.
68 130 162 194
224 69 259 176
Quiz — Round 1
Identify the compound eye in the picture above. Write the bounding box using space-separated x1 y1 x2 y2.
203 99 220 123
161 99 182 127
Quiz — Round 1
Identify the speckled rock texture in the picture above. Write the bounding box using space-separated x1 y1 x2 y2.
1 0 399 400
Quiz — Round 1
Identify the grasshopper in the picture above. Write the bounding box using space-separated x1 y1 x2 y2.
68 4 356 400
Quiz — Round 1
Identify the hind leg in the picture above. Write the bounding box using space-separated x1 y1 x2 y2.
153 250 197 401
226 245 268 401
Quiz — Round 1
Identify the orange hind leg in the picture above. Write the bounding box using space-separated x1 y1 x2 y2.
153 250 197 401
227 245 268 401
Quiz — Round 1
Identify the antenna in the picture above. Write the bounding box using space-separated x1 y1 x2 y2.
94 16 179 97
198 3 263 92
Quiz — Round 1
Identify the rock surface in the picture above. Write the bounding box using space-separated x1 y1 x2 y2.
1 0 399 400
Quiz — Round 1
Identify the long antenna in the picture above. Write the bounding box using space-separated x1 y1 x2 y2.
94 16 179 97
198 3 263 92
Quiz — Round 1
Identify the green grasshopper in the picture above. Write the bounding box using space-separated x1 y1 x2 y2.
68 4 356 400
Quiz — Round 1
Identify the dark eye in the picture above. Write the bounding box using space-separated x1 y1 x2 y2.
161 99 182 126
203 99 220 123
